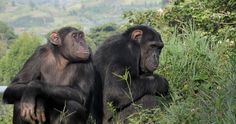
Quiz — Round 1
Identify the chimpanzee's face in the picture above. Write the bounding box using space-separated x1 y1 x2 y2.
140 31 163 73
50 27 91 62
62 30 90 62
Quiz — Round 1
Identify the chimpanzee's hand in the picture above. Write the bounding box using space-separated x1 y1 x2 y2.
153 75 169 96
20 98 36 124
20 80 41 124
35 98 46 123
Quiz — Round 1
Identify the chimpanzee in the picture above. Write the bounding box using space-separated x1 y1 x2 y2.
93 25 169 123
3 27 99 124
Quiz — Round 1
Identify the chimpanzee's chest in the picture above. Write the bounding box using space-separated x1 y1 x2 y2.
40 64 79 86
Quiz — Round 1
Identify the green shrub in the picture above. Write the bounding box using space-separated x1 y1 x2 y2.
0 33 41 85
88 23 118 46
0 104 13 124
123 0 236 41
0 21 16 44
127 25 234 124
0 94 13 124
0 42 7 58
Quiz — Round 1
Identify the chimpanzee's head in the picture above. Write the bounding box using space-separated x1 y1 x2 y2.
126 25 164 73
49 27 91 62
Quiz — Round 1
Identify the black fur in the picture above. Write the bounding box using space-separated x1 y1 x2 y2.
94 25 169 123
3 27 99 124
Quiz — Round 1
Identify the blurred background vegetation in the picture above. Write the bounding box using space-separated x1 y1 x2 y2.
0 0 235 123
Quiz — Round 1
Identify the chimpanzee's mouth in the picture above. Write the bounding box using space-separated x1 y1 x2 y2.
76 51 90 60
82 52 90 54
77 51 90 54
148 63 158 72
151 63 158 69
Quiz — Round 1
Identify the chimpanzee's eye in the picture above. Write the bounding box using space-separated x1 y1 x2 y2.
150 44 157 48
157 42 164 49
72 33 77 38
79 32 84 38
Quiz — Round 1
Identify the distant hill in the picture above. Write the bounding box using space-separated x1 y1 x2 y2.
0 0 168 34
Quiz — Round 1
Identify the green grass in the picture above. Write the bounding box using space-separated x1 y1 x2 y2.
0 94 13 124
126 25 236 124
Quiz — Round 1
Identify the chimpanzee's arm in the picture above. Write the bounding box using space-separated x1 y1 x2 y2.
105 64 168 111
21 80 88 105
3 49 41 104
3 82 28 104
22 63 95 106
44 85 87 104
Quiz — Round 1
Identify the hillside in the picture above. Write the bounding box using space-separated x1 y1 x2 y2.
0 0 167 34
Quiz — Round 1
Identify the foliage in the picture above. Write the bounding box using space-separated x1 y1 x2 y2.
123 10 173 39
165 0 236 39
126 25 235 123
122 1 236 122
88 23 118 46
122 5 235 122
0 33 41 85
0 21 16 58
123 0 236 40
227 35 236 122
0 94 12 124
0 21 17 44
0 105 12 124
123 10 164 28
0 42 7 58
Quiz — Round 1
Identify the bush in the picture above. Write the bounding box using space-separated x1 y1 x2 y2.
0 105 12 124
123 0 236 41
122 3 236 122
126 25 235 123
88 23 118 46
0 33 41 85
0 42 7 58
0 21 16 44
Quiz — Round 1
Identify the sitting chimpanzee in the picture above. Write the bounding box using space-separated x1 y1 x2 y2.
93 25 169 123
3 27 100 124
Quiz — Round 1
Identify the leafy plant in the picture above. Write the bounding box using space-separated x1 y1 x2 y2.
0 21 16 44
123 0 236 41
0 33 41 85
126 24 233 123
88 23 118 46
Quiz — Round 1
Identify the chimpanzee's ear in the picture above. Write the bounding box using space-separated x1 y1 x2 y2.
49 32 61 46
131 30 143 41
